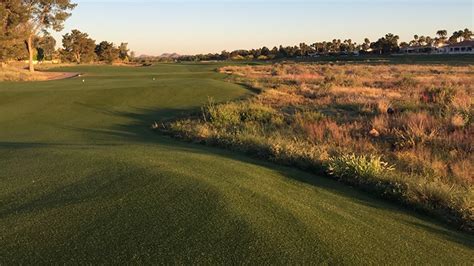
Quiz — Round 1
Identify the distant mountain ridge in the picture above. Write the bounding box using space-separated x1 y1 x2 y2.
159 53 181 58
137 53 182 59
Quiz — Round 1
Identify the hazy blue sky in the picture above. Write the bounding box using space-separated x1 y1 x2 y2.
51 0 474 55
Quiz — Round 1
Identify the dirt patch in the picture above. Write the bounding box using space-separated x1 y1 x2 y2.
0 66 80 82
42 72 80 81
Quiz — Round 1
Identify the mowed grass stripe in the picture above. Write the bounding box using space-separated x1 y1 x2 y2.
0 64 472 264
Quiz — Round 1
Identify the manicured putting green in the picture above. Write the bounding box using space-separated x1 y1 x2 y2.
0 63 472 264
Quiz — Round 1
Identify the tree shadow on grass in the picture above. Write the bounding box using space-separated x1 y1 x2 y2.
404 221 474 248
0 164 272 264
0 142 122 150
53 102 474 248
63 104 198 142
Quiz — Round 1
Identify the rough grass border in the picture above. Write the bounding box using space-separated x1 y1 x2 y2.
157 120 473 233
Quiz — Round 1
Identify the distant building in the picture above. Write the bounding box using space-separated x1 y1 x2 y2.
398 41 474 55
308 53 321 57
438 40 474 54
399 45 438 54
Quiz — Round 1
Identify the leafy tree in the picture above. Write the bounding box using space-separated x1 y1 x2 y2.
340 39 356 53
118 42 129 61
95 41 119 63
21 0 76 72
298 43 311 56
220 50 230 60
249 48 261 58
311 42 328 54
330 39 341 53
0 0 29 63
261 46 270 56
62 29 96 63
270 46 278 54
35 34 56 61
1 42 28 61
371 33 399 54
277 45 287 57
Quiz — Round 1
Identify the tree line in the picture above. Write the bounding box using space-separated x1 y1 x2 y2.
1 0 75 72
178 28 473 61
1 1 472 67
60 29 130 64
0 0 131 71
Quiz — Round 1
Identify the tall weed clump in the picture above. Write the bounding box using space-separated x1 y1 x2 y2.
328 154 394 181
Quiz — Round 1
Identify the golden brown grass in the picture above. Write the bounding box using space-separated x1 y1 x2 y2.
221 63 473 182
166 63 474 231
0 65 78 81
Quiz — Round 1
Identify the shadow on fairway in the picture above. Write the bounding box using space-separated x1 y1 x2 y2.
0 163 261 264
0 142 122 150
54 102 474 248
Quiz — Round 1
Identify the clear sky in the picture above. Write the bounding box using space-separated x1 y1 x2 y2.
51 0 474 56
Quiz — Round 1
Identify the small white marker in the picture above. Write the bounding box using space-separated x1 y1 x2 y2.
82 79 85 83
153 77 156 81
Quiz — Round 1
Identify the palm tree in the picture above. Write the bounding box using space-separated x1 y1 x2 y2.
331 39 338 53
449 30 463 43
418 36 427 45
399 42 409 48
425 36 434 46
435 30 448 46
385 33 400 52
410 35 419 46
462 28 473 40
361 38 371 51
436 30 448 39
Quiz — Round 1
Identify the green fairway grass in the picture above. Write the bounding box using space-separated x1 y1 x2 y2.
0 63 472 264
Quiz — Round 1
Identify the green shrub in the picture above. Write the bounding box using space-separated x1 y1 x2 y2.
205 100 241 128
204 100 284 133
328 154 395 180
240 103 282 124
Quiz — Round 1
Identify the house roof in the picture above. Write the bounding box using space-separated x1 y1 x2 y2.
443 40 474 48
401 45 434 50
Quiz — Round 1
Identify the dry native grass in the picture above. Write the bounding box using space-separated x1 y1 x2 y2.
0 65 78 81
169 63 474 231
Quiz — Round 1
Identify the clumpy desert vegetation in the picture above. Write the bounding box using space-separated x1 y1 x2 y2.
161 63 474 231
